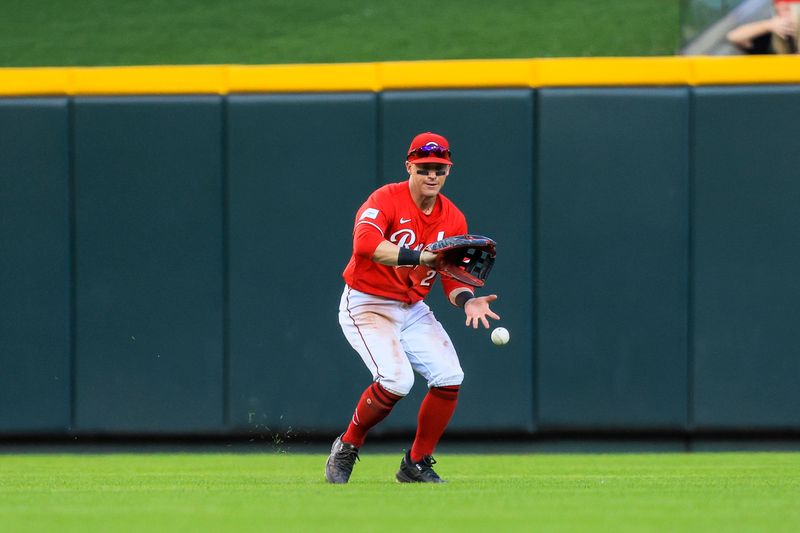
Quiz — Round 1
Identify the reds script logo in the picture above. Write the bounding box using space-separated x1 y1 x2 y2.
389 229 445 250
389 229 419 249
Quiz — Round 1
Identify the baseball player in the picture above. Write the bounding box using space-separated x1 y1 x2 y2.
325 132 500 484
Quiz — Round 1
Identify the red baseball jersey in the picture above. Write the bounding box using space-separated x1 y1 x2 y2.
342 181 472 304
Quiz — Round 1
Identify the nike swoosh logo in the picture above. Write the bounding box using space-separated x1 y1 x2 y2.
400 218 411 224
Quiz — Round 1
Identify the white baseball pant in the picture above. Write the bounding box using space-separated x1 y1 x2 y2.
338 285 464 397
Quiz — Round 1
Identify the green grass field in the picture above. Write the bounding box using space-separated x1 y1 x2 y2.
2 452 798 532
0 0 679 67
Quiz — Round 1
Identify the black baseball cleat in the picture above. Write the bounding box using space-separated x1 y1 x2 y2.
325 434 360 484
396 450 446 483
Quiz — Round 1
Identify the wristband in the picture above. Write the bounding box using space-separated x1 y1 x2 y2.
454 291 475 308
397 247 422 266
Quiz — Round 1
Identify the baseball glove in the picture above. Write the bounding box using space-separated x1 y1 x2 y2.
425 234 496 287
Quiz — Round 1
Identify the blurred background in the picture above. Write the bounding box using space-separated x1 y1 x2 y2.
0 0 779 67
1 0 799 453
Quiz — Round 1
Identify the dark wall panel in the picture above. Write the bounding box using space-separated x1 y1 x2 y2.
693 86 800 428
0 98 71 432
379 89 536 433
537 88 689 430
73 97 224 432
5 84 800 438
227 93 378 434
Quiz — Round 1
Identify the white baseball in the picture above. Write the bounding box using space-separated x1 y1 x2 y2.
491 327 510 346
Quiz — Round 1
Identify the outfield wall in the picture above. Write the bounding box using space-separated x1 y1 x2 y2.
1 58 799 437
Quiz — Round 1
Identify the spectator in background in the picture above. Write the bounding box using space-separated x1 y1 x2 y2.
727 0 800 53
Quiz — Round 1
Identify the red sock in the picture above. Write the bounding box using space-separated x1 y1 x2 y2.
342 382 402 448
410 385 460 462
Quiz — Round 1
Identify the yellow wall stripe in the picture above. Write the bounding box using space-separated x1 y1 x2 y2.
534 57 693 87
0 68 72 96
379 59 533 89
69 65 228 95
689 55 800 85
228 63 380 93
2 56 800 96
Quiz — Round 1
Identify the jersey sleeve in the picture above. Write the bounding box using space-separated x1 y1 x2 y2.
440 212 475 301
352 189 394 259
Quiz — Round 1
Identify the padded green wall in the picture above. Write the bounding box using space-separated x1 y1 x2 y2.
693 86 800 429
227 94 378 434
1 86 799 437
537 88 689 430
0 98 71 432
73 97 224 432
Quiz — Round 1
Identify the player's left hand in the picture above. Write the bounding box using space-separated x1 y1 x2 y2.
464 294 500 329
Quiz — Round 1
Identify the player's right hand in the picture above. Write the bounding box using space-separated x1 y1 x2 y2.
464 294 500 329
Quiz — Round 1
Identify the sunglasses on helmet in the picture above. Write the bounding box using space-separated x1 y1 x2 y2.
407 143 451 161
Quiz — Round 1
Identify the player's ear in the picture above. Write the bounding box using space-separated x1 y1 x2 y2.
405 161 413 174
